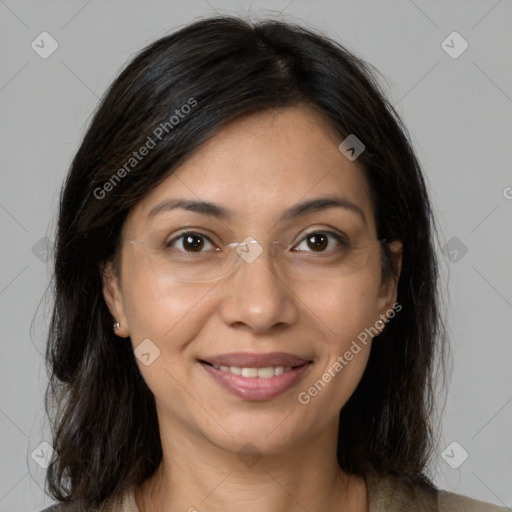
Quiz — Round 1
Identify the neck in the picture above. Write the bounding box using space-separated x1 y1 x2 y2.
135 420 367 512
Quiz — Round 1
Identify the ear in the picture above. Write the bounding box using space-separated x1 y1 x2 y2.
101 260 130 338
376 240 403 321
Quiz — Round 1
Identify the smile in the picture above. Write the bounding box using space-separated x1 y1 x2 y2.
199 352 312 401
211 365 293 378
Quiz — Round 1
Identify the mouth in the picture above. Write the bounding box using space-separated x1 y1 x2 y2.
206 364 295 378
199 352 312 401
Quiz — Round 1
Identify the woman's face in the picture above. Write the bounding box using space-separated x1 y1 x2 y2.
103 105 401 459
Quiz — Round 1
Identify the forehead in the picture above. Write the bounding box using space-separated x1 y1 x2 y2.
126 105 374 230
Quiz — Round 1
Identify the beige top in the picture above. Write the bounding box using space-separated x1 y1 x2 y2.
93 470 507 511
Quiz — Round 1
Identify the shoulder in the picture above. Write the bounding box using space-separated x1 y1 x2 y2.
40 506 78 512
366 469 438 511
365 470 507 511
38 487 135 512
438 489 508 511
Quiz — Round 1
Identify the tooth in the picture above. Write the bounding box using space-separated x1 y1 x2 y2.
257 367 275 379
212 364 295 376
241 367 258 377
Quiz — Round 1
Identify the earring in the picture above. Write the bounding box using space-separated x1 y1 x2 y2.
376 319 386 333
113 321 120 332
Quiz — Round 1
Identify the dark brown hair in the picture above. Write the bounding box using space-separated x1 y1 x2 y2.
45 15 446 508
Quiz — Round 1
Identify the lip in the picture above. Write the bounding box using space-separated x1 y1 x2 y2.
199 352 312 401
201 351 310 368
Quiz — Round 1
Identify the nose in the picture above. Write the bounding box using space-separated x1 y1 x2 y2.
218 245 299 334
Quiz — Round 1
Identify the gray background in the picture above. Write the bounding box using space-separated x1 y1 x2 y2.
0 0 511 510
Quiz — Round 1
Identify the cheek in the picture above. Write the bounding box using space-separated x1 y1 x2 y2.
120 246 216 342
295 273 381 410
120 268 222 404
299 270 382 345
120 277 217 416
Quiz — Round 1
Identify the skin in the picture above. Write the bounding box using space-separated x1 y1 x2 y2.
103 104 402 512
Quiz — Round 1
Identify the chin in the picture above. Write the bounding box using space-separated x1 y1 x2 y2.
198 407 320 459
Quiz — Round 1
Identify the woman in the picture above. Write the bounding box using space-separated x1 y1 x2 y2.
42 16 506 512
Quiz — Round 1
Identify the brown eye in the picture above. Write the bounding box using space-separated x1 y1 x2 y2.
167 232 214 252
183 234 204 252
294 231 346 253
306 234 328 251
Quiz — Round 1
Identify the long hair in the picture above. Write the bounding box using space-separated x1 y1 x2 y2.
45 15 446 507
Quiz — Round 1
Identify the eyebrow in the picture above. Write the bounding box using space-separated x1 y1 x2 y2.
148 196 367 225
280 197 367 225
148 198 231 220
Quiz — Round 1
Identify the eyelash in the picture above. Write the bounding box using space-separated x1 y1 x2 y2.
164 230 349 253
293 231 348 252
165 231 216 252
